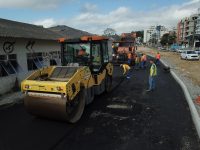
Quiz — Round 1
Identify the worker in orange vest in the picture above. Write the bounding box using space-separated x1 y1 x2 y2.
135 55 140 70
141 53 147 69
155 52 161 65
127 52 132 65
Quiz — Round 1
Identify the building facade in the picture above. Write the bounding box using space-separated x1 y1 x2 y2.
143 25 168 45
0 18 62 94
177 8 199 47
143 26 156 44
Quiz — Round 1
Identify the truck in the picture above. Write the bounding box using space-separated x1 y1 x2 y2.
112 33 136 65
21 36 113 123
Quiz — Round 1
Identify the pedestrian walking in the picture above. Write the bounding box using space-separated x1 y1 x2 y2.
146 59 157 92
120 63 132 79
155 52 161 65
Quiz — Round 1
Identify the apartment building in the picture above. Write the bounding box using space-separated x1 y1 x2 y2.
177 9 199 47
143 25 168 45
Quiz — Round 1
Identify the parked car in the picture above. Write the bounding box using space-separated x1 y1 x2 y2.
181 50 199 60
195 49 200 55
176 48 186 53
158 47 166 51
169 48 177 52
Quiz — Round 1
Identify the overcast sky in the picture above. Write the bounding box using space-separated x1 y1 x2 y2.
0 0 199 34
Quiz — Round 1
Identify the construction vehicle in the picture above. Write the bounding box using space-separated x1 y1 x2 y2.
21 36 113 123
112 33 137 65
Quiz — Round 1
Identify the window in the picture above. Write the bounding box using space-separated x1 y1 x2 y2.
102 42 109 63
64 43 90 66
0 54 21 77
49 51 61 66
91 43 102 72
27 53 44 71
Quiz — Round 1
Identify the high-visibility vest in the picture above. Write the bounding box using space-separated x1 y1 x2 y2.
150 63 157 76
143 55 147 61
135 57 139 63
121 64 130 74
141 55 147 61
156 54 161 59
127 53 132 59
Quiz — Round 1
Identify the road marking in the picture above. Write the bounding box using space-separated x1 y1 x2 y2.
106 104 132 109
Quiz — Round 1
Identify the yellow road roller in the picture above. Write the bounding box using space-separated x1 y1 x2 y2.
21 36 113 123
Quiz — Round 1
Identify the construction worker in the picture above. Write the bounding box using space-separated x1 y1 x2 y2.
155 52 161 65
120 63 131 79
146 59 157 92
127 52 132 65
78 48 88 64
135 55 140 70
141 53 147 69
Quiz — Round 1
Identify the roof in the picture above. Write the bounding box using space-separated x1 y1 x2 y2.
0 18 62 40
48 25 93 39
59 36 108 43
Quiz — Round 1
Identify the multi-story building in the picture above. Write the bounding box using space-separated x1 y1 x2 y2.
143 26 155 44
143 25 168 45
196 16 200 35
177 9 199 47
177 18 189 46
194 8 200 47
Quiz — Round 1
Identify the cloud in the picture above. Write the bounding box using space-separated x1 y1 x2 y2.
32 0 200 34
81 3 98 13
0 0 72 9
33 18 57 27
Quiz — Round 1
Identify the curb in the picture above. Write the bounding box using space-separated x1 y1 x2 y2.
0 92 24 107
160 59 200 138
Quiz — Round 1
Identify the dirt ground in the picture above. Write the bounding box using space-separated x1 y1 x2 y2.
138 47 200 86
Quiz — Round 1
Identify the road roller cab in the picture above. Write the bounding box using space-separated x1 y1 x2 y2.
21 36 113 123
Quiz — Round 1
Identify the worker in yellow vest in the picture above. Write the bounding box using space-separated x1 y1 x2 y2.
146 59 157 92
120 63 131 79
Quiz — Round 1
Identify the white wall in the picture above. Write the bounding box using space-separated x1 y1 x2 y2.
0 37 60 94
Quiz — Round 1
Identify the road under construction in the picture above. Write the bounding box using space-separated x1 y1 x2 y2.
0 62 200 150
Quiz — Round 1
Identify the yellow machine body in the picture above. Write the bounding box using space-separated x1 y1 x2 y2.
21 36 113 123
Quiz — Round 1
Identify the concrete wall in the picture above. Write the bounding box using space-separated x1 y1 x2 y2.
0 75 16 95
0 37 60 95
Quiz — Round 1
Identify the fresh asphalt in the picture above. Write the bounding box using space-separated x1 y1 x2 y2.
0 63 200 150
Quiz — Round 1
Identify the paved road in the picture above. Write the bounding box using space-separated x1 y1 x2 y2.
0 64 200 150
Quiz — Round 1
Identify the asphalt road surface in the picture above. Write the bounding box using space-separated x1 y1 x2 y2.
0 64 200 150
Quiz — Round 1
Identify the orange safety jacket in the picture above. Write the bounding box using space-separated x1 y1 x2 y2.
141 55 147 61
156 54 161 59
127 53 132 59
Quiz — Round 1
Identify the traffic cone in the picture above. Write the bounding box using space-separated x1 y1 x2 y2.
195 96 200 105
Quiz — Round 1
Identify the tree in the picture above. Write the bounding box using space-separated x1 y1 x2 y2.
160 33 176 46
103 28 116 36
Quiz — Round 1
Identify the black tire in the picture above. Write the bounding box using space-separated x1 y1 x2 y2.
66 88 86 123
105 74 112 92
